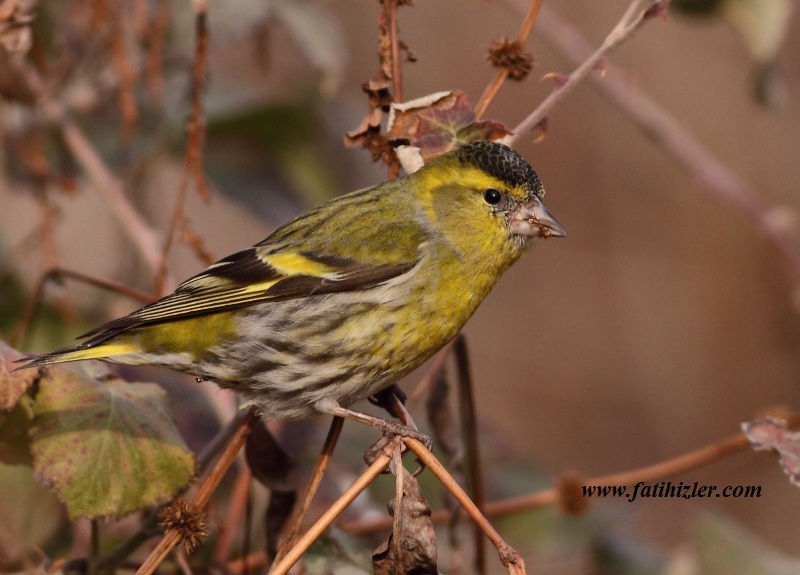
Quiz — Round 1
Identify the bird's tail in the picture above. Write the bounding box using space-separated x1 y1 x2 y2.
15 342 139 371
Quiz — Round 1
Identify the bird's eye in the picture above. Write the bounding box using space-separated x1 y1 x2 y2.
483 188 502 205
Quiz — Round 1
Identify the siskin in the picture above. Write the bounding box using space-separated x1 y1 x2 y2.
19 141 565 433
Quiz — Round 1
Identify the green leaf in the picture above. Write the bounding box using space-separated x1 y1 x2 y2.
30 364 195 519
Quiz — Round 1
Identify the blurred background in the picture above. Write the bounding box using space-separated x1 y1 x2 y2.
2 0 799 573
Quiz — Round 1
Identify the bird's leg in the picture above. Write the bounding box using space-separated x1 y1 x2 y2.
312 398 432 463
369 384 428 475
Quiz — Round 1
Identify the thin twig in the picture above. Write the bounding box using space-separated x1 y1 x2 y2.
475 0 544 119
406 438 526 575
529 2 800 294
212 466 252 563
88 519 100 575
390 447 405 563
53 112 174 290
155 5 212 295
12 267 153 348
135 409 259 575
453 336 486 575
267 445 395 575
509 0 667 140
387 0 403 103
342 413 800 535
274 416 344 564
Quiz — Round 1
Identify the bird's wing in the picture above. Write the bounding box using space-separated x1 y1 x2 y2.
78 247 419 339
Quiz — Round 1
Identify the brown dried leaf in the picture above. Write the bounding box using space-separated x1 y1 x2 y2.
344 80 395 163
0 341 37 411
0 341 37 466
0 341 39 411
386 90 511 162
0 0 36 55
372 467 438 575
245 420 299 558
742 417 800 486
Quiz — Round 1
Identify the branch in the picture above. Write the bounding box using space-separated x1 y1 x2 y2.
53 111 175 291
526 2 800 294
509 0 668 139
475 0 544 119
342 412 800 534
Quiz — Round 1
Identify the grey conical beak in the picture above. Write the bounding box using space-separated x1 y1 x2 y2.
510 197 566 238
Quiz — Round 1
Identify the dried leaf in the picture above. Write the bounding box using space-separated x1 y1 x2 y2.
30 364 195 519
373 467 438 575
0 0 36 55
344 80 395 164
386 90 512 162
0 340 37 411
742 417 800 486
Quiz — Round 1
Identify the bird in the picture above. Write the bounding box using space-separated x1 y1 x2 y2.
18 140 565 435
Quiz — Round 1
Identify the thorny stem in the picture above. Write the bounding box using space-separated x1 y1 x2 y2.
475 0 544 119
509 0 667 140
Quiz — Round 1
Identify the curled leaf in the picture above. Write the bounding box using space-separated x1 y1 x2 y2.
373 467 438 575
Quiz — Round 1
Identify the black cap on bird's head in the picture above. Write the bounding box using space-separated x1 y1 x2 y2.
455 140 545 198
454 140 565 239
